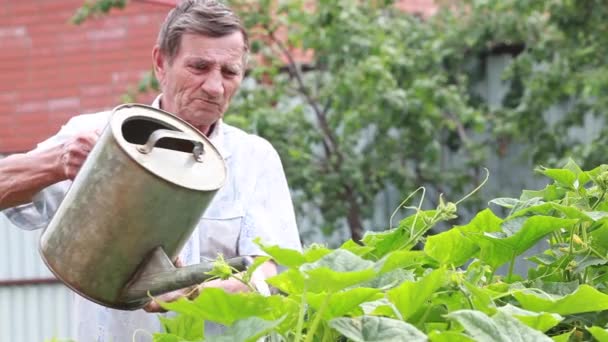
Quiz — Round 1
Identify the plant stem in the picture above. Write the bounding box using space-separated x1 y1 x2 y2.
507 253 516 282
389 187 424 229
592 191 606 210
294 289 307 342
305 294 331 342
568 224 577 255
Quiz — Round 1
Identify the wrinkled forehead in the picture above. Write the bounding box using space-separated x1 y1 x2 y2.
171 31 247 64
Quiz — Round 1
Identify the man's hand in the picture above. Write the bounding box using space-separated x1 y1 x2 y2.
143 287 190 313
143 257 186 313
58 129 101 180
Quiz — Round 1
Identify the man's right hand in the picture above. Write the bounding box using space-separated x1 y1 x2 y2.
58 130 101 180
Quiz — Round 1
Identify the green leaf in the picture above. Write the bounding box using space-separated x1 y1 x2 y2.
242 256 271 283
374 250 429 273
341 239 374 257
426 229 477 266
497 304 562 332
302 244 333 262
447 310 552 342
360 298 397 317
426 209 502 266
363 210 438 257
514 285 608 315
266 269 305 294
300 249 377 292
158 289 289 326
428 330 475 342
361 268 415 290
307 288 381 319
205 316 285 342
469 216 577 269
329 316 427 342
521 184 566 202
255 238 306 268
303 267 377 293
387 268 447 320
158 314 204 340
551 329 574 342
463 281 496 314
536 167 577 189
587 326 608 342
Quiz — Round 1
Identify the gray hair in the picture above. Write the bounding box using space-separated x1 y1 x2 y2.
157 0 249 64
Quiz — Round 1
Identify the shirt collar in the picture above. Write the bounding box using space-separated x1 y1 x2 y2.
151 94 230 160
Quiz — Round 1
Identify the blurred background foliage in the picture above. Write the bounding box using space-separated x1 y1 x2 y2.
75 0 608 244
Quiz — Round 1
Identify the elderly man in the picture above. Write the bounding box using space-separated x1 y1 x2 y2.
0 0 301 340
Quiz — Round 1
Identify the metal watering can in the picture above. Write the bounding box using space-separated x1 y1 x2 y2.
39 104 251 310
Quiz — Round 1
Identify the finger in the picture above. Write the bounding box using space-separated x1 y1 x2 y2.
75 134 98 151
143 301 166 313
64 143 92 159
174 257 184 268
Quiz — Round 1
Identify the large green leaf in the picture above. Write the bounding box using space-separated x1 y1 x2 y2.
158 314 204 340
469 216 577 269
374 250 429 273
265 269 305 295
306 288 382 319
387 268 447 320
425 229 477 266
514 285 608 315
497 304 562 332
362 210 438 257
329 316 427 342
426 209 502 266
205 317 285 342
255 238 306 268
447 310 552 342
588 326 608 342
551 330 574 342
299 249 377 292
536 167 577 189
158 289 288 326
428 331 475 342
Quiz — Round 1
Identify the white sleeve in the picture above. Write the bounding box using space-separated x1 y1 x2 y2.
238 142 302 256
1 112 110 231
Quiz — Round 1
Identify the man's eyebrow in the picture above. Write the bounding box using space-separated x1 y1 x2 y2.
185 58 242 70
223 64 242 72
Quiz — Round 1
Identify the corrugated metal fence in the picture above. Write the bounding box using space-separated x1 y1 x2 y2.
0 207 75 341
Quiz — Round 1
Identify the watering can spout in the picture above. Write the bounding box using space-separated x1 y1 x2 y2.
120 246 252 306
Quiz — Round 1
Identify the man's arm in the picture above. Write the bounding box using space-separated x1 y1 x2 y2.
0 148 63 210
0 130 99 210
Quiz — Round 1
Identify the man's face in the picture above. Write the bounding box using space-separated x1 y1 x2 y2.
153 32 245 133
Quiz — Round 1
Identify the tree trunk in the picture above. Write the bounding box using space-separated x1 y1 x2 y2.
345 187 364 242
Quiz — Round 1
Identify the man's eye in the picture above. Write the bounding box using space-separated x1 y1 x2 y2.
190 64 208 71
222 69 239 77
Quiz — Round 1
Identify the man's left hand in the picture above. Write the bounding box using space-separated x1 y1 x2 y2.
143 257 187 313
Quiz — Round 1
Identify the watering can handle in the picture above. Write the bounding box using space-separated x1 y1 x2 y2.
136 129 205 162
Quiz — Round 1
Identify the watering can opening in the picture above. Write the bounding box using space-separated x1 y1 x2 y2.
122 116 199 154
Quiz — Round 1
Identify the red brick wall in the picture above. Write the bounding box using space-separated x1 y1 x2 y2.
0 0 169 153
0 0 436 153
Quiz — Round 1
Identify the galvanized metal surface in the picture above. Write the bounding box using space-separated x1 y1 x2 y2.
40 104 228 310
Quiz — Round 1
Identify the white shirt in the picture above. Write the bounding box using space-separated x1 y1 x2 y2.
2 97 302 341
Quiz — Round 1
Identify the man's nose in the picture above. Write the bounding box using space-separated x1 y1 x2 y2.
201 70 224 98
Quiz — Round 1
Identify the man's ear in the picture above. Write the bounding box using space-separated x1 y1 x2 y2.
152 45 166 85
